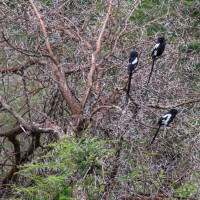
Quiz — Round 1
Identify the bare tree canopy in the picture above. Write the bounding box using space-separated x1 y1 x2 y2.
0 0 199 199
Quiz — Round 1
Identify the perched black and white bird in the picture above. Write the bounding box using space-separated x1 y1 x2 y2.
127 50 139 98
150 109 178 145
147 36 166 85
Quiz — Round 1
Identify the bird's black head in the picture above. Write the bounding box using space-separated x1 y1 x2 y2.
130 50 138 57
170 109 178 115
157 36 165 43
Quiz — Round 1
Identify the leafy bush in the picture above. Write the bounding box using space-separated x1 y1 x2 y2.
173 183 198 198
13 134 116 199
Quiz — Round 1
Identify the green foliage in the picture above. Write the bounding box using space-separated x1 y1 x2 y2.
195 63 200 72
130 0 169 24
0 112 16 131
6 0 16 9
188 41 200 52
146 23 166 36
41 0 52 6
0 50 6 67
173 183 198 198
13 134 116 199
154 170 164 188
118 168 144 182
179 41 200 53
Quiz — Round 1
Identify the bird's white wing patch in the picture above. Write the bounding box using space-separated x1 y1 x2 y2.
152 43 159 56
154 43 159 49
132 57 138 65
153 50 157 56
162 114 171 125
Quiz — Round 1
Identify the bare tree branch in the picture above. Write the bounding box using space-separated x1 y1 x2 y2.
0 59 47 74
81 0 113 108
147 98 200 109
28 0 81 114
0 95 62 139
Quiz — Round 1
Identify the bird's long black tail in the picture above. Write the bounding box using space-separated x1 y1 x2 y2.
126 70 133 99
150 125 161 146
147 58 155 86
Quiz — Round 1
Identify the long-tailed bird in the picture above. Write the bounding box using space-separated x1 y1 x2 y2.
147 36 166 85
127 50 139 98
150 109 178 145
